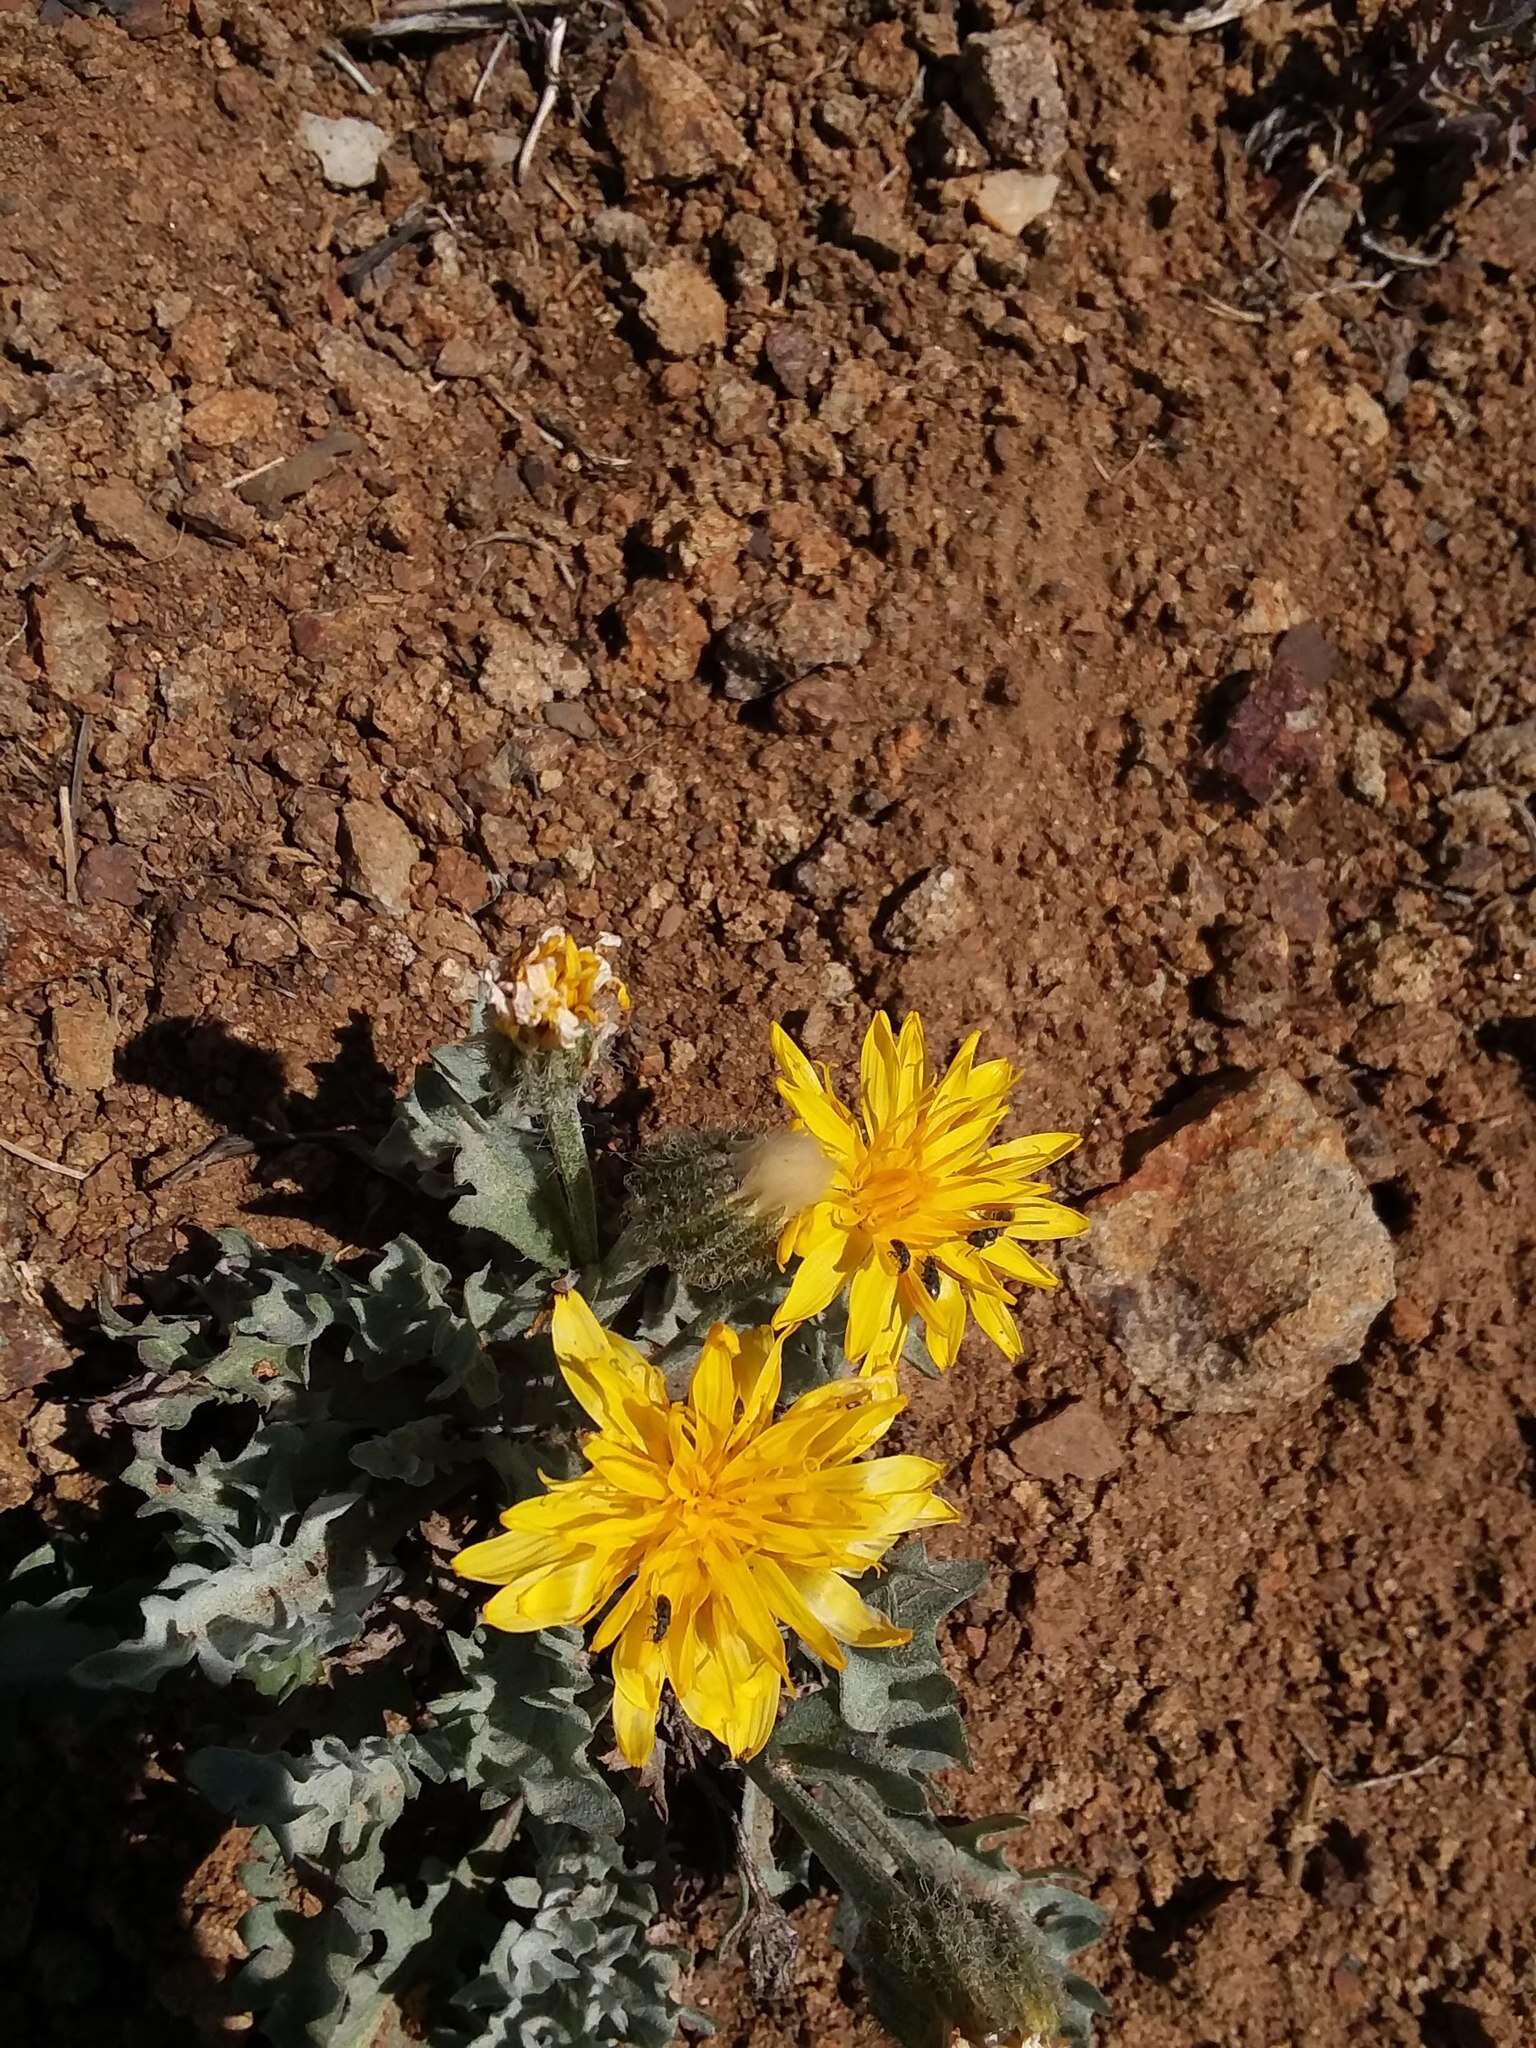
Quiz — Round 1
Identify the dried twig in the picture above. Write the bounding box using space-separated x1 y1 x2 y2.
1158 0 1268 31
319 38 379 94
1331 1716 1474 1793
1282 1753 1326 1885
0 1134 89 1182
518 14 568 184
69 711 91 826
1285 1718 1473 1881
350 0 564 45
473 27 512 105
57 784 79 907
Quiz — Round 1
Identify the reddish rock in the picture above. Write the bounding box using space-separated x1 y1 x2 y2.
1008 1401 1122 1484
80 482 174 559
1213 624 1336 803
775 673 857 735
763 325 831 400
0 850 132 997
431 847 488 912
78 842 144 909
183 387 280 450
852 19 919 98
0 1259 72 1395
620 580 710 688
1081 1072 1394 1412
48 989 117 1093
634 261 728 358
29 581 113 704
340 800 420 916
602 49 747 187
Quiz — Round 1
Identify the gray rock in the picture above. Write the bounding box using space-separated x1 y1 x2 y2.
478 622 590 716
956 25 1068 172
877 864 972 953
1080 1072 1395 1413
340 800 420 916
590 207 656 274
1464 716 1536 784
1205 917 1291 1027
723 212 779 292
835 189 920 268
921 104 991 177
716 587 871 701
298 114 392 190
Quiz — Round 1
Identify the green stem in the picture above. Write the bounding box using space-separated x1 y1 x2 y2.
543 1087 599 1269
742 1757 901 1908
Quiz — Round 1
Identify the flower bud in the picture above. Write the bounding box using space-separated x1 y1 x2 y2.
625 1130 833 1295
858 1877 1063 2048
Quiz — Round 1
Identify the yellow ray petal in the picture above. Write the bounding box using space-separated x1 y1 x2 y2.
482 1550 625 1632
611 1607 667 1767
983 1238 1061 1289
893 1012 930 1112
845 1254 901 1365
859 1011 899 1132
910 1268 967 1370
1006 1198 1090 1241
787 1566 912 1651
688 1322 740 1442
986 1132 1082 1173
589 1574 645 1653
773 1224 858 1327
730 1323 783 1432
967 1282 1022 1360
749 1553 845 1667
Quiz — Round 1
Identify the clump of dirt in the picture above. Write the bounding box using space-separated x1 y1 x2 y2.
3 0 1534 2043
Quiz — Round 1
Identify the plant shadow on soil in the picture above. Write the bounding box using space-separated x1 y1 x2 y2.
118 1011 419 1247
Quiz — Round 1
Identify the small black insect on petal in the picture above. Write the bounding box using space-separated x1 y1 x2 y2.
922 1256 942 1295
968 1227 1003 1248
651 1595 672 1643
890 1239 912 1273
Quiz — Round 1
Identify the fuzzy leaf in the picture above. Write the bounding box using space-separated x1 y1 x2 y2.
351 1416 476 1485
450 1832 681 2048
0 1544 118 1687
234 1839 448 2048
449 1103 571 1269
75 1496 395 1695
190 1733 438 1899
427 1628 624 1836
773 1541 983 1796
375 1032 502 1190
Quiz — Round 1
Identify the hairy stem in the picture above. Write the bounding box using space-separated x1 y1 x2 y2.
741 1756 901 1909
543 1087 599 1268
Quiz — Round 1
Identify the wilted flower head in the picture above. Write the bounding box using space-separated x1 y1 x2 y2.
770 1013 1087 1374
452 1291 956 1765
484 926 629 1057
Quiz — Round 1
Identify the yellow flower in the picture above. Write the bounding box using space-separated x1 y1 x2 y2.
770 1013 1087 1374
452 1291 957 1766
484 925 629 1053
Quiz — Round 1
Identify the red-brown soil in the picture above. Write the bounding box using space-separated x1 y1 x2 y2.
3 2 1534 2044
